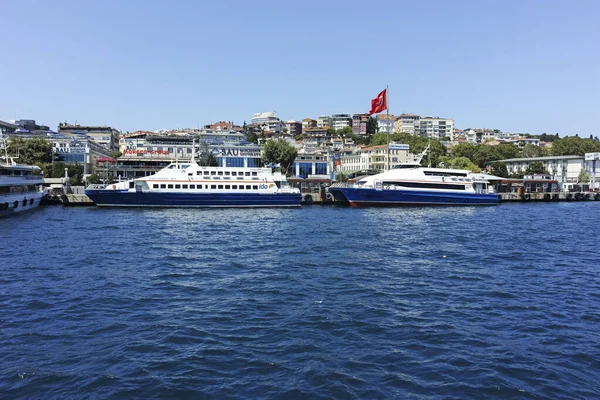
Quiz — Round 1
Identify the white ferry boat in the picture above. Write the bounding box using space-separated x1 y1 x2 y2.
85 158 302 208
0 137 47 217
328 163 498 206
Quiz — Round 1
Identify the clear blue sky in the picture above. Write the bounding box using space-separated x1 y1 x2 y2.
1 0 598 135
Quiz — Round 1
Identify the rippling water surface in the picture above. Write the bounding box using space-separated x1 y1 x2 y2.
1 204 600 399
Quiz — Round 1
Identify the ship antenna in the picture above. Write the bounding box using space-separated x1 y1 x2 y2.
428 135 431 168
191 138 196 164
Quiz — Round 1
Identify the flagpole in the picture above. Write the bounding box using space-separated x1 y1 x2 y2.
386 85 390 171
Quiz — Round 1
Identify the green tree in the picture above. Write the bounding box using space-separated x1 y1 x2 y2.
200 152 218 166
366 116 378 135
261 139 298 175
109 150 122 159
335 172 349 182
525 161 548 175
7 136 53 165
551 136 600 156
327 127 336 136
338 126 353 136
449 157 481 172
521 144 548 158
489 161 509 177
578 168 591 184
246 131 258 144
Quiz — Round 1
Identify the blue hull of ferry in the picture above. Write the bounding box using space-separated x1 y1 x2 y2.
328 187 498 206
85 190 302 208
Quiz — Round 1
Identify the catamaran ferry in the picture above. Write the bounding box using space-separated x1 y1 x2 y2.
85 159 301 208
328 163 498 206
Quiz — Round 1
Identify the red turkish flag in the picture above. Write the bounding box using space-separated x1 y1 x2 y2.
369 89 387 115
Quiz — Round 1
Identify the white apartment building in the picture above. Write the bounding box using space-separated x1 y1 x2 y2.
331 114 352 130
376 114 396 133
500 155 585 184
418 117 454 140
339 143 414 172
394 114 420 134
251 111 285 133
316 115 332 128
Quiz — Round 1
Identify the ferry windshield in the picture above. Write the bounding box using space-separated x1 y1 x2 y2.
392 164 420 169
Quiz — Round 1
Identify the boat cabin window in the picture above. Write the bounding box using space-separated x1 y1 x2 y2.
153 184 159 189
253 185 258 190
245 172 251 176
225 171 230 176
181 164 190 169
246 185 251 189
218 171 223 176
129 182 135 189
232 185 237 189
252 172 257 176
211 185 216 189
160 184 166 189
423 171 468 177
231 171 237 176
175 184 181 189
188 184 194 189
182 184 188 189
167 184 173 189
168 165 176 169
225 185 230 189
203 171 209 175
211 171 216 175
196 171 202 175
218 185 223 189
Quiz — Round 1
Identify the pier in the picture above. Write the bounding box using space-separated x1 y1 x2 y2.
498 191 600 202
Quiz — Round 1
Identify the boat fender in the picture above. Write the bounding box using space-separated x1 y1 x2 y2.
567 193 573 200
23 198 28 207
30 198 34 205
46 194 52 200
14 201 19 208
524 194 531 201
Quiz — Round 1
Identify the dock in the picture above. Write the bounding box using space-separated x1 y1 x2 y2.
62 193 95 206
498 192 600 202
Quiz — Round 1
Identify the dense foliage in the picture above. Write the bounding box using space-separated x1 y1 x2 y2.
261 139 297 175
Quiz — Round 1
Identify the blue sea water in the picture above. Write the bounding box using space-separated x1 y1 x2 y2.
1 203 600 399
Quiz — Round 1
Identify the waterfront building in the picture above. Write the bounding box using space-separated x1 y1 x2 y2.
49 134 111 175
376 114 396 133
352 114 369 135
291 153 330 178
58 123 121 151
286 120 302 137
316 115 332 128
394 113 420 134
498 155 585 185
302 118 317 131
339 143 414 172
417 117 454 140
332 114 352 130
99 133 263 180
